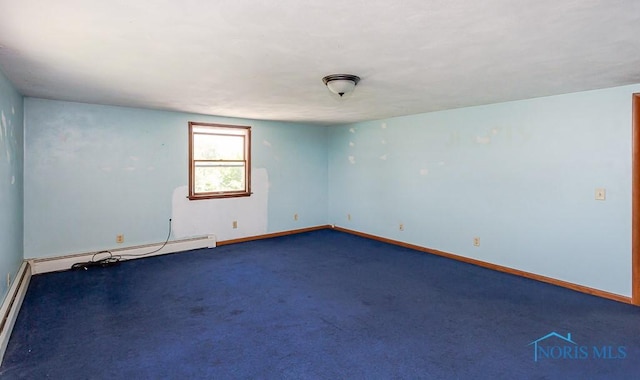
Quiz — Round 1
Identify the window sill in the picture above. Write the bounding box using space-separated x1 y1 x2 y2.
188 192 252 200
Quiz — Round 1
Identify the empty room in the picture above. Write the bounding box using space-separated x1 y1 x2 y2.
1 1 640 378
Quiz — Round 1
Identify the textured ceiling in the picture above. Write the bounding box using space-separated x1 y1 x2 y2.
1 0 640 125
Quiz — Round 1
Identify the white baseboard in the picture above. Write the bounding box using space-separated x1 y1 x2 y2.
29 235 217 275
0 261 32 365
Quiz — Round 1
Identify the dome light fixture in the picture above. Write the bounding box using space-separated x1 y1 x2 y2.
322 74 361 97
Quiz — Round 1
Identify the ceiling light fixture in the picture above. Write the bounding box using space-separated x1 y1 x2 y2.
322 74 361 97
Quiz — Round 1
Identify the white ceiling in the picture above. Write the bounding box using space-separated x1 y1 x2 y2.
1 0 640 125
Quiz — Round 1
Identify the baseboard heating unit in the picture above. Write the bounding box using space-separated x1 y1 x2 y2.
29 235 217 275
0 262 31 364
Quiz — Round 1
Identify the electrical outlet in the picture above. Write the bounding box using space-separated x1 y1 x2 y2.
294 213 299 221
473 237 480 247
399 223 404 231
116 234 124 244
347 213 351 221
232 221 238 229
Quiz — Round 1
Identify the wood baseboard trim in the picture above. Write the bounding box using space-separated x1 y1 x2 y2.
632 93 640 305
0 261 32 365
217 225 333 246
333 226 632 305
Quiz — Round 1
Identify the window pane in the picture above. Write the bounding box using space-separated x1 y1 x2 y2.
194 163 246 193
194 134 244 160
188 122 251 200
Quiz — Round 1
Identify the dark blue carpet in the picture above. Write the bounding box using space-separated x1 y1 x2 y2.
1 229 639 379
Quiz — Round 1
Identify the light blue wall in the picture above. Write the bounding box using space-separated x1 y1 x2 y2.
0 68 24 301
24 99 327 259
329 84 640 297
22 84 640 296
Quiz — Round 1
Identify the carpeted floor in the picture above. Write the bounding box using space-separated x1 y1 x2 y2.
1 229 639 379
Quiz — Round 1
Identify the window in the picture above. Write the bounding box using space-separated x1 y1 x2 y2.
188 122 251 200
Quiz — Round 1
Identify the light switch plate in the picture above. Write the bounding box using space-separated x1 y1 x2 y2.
595 188 606 201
